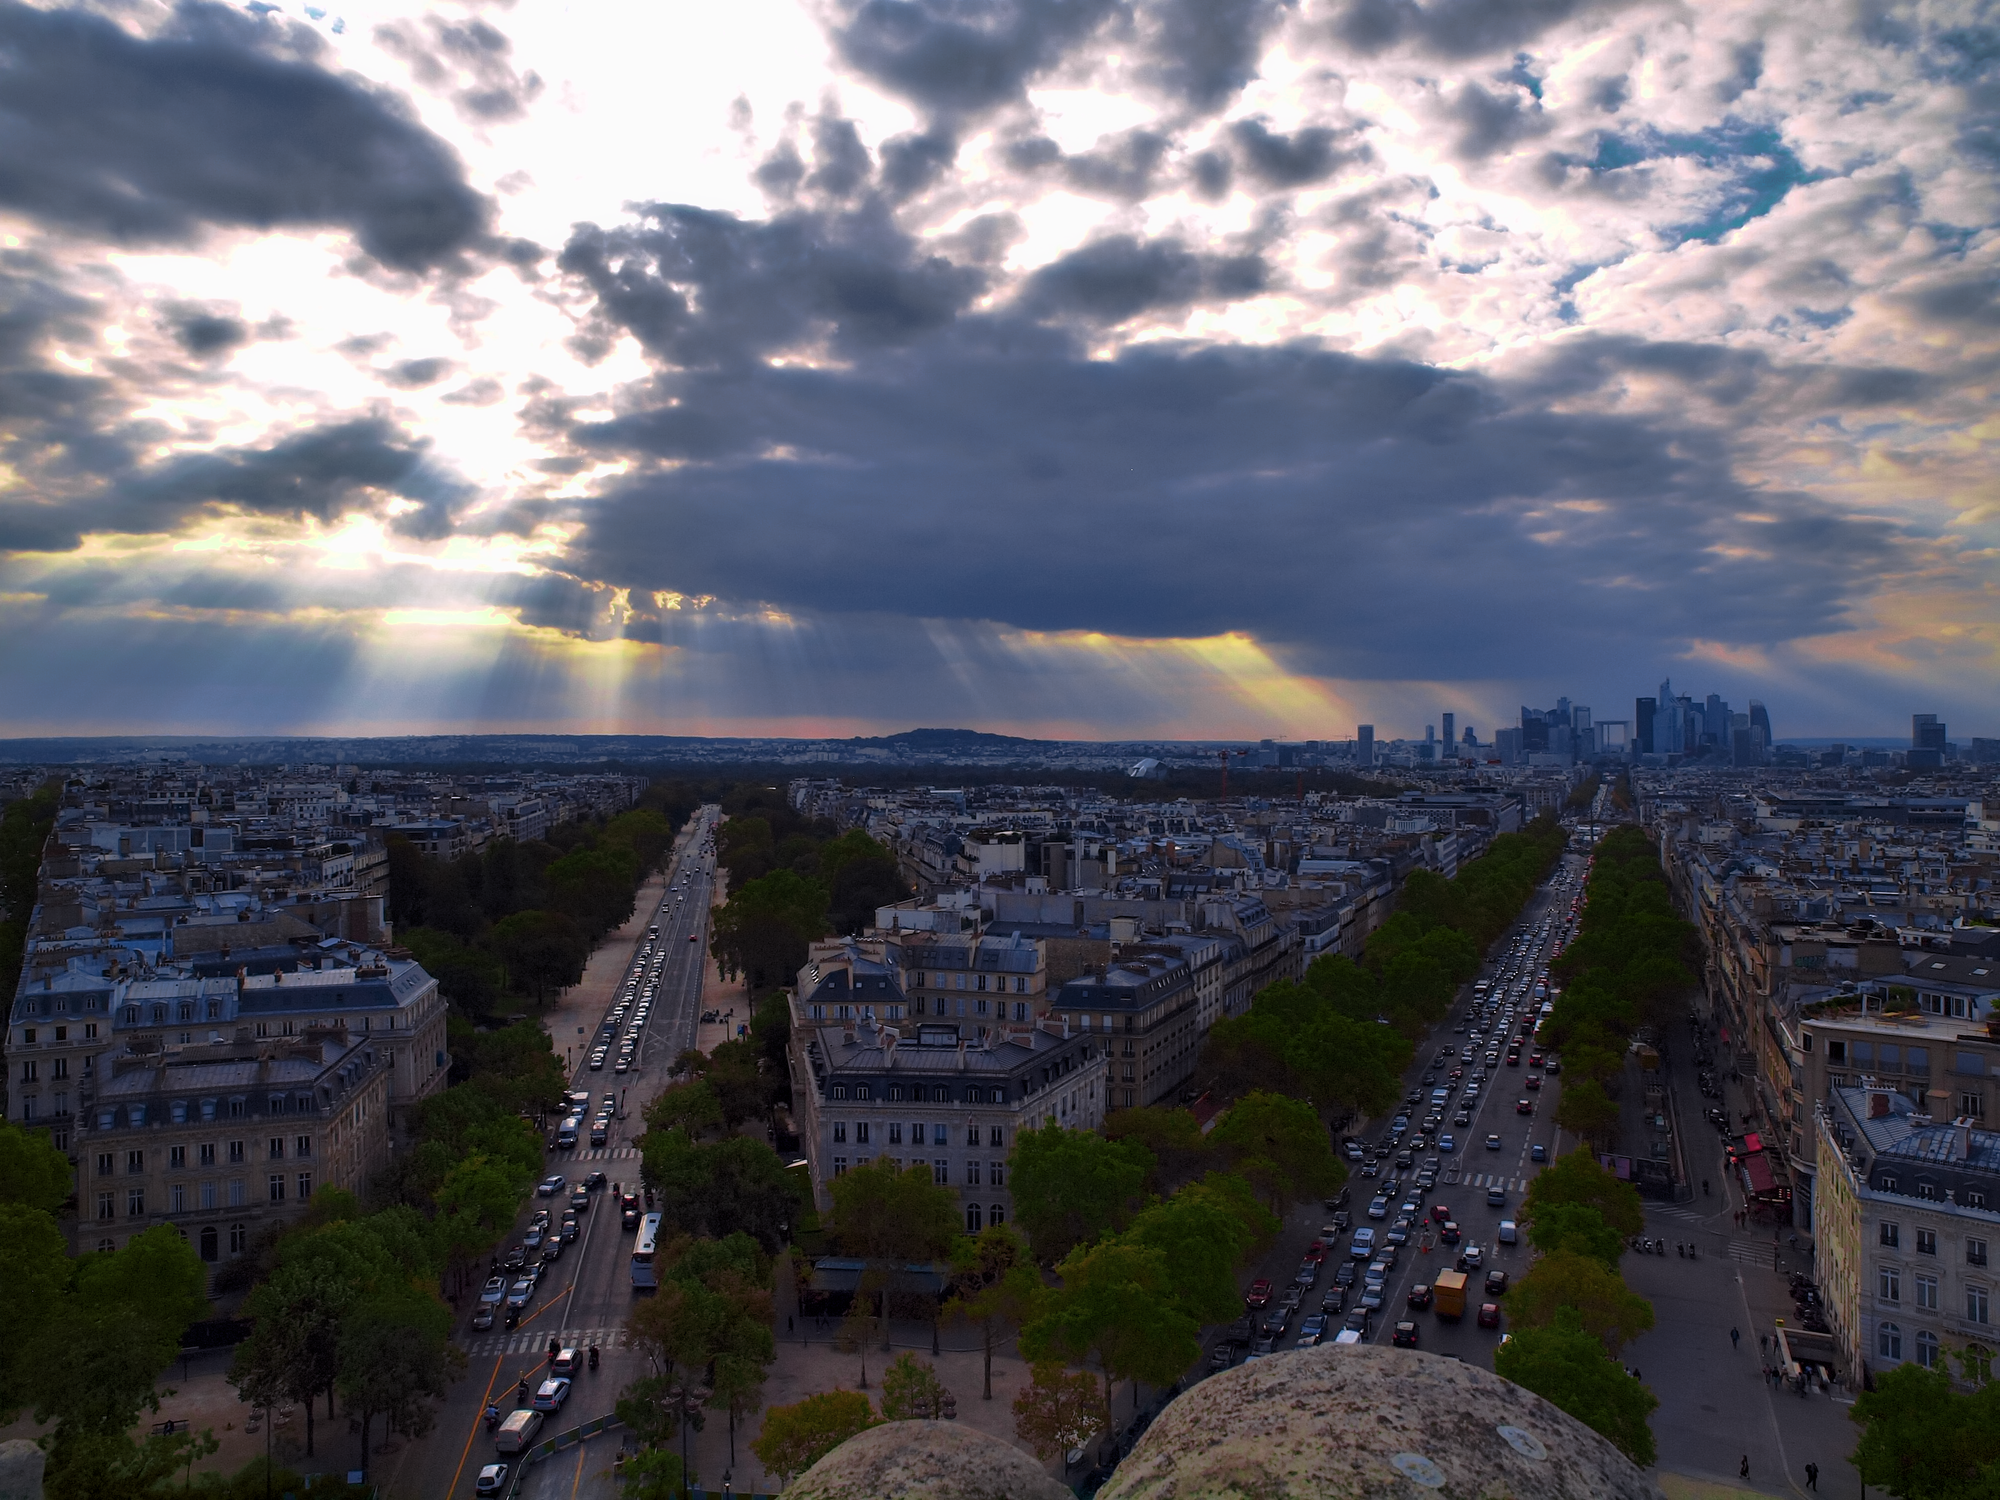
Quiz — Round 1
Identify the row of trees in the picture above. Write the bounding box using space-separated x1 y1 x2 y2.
391 782 696 1018
1542 824 1700 1148
1495 1149 1659 1464
708 785 909 992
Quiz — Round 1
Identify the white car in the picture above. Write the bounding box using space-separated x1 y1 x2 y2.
479 1276 507 1305
531 1377 572 1413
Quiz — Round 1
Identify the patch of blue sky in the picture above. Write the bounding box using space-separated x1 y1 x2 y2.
1582 119 1825 246
1508 53 1545 101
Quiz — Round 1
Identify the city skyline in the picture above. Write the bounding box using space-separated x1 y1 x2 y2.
1 0 1995 739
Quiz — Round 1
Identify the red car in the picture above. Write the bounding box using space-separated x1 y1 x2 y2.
1516 1098 1534 1114
1246 1279 1273 1309
1528 1054 1543 1069
1478 1302 1502 1329
1304 1240 1327 1265
1429 1203 1452 1225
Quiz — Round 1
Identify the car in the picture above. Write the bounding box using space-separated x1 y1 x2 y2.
1453 1111 1472 1128
503 1244 527 1270
571 1186 591 1210
1386 1218 1412 1246
475 1463 511 1497
471 1303 496 1330
1281 1286 1306 1314
1484 1270 1510 1296
1400 1198 1422 1218
585 1171 607 1190
1305 1239 1328 1264
1321 1288 1347 1314
1478 1302 1502 1329
1260 1309 1290 1338
1392 1320 1420 1348
1529 1053 1543 1068
531 1377 572 1413
1343 1140 1365 1161
1407 1283 1433 1310
523 1225 544 1250
1525 1073 1543 1091
1457 1244 1484 1271
1366 1258 1392 1286
559 1218 579 1242
1437 1134 1455 1153
1342 1309 1372 1337
1208 1343 1240 1372
1439 1221 1461 1245
589 1053 606 1070
1358 1285 1386 1310
1300 1313 1329 1342
1368 1196 1390 1219
1349 1228 1376 1258
1394 1151 1415 1171
1544 1058 1562 1075
1487 1187 1507 1207
622 1207 640 1230
1334 1260 1358 1287
613 1058 631 1074
480 1276 507 1305
540 1236 564 1263
1330 1210 1352 1230
1246 1278 1273 1309
1506 1052 1521 1066
1530 1143 1548 1163
1249 1335 1278 1357
1295 1262 1319 1287
1516 1097 1535 1114
1360 1158 1381 1177
537 1175 566 1197
1485 1134 1503 1151
689 932 698 941
504 1279 534 1311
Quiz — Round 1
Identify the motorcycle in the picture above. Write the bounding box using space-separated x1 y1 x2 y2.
589 1345 600 1372
484 1406 500 1434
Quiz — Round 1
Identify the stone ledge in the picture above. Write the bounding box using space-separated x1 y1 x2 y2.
787 1419 1071 1500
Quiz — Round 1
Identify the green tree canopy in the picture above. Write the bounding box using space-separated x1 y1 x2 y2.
1494 1306 1658 1466
1504 1249 1654 1354
0 1118 75 1212
0 1201 69 1420
710 868 830 991
1007 1125 1153 1263
1849 1356 2000 1499
945 1224 1040 1401
1521 1148 1645 1238
1209 1090 1344 1216
1527 1203 1626 1268
751 1390 880 1486
1122 1189 1257 1325
1021 1238 1201 1415
1012 1361 1103 1462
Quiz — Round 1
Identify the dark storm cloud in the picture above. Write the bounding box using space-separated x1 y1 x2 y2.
0 0 491 272
1137 0 1292 110
557 202 987 367
1005 128 1169 200
1018 235 1268 323
824 0 1123 118
163 304 250 357
373 13 545 124
382 356 456 388
1447 82 1547 159
807 114 876 198
1229 119 1368 186
1329 0 1621 59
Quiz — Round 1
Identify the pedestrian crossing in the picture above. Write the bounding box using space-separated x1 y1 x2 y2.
1653 1205 1710 1224
1456 1172 1529 1192
464 1326 633 1358
568 1146 641 1162
1729 1239 1778 1266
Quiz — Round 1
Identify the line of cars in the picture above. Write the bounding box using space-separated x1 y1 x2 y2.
588 945 662 1078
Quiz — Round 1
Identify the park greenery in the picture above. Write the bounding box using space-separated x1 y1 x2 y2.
750 1389 880 1487
389 780 697 1021
1848 1353 2000 1499
1494 1307 1660 1466
707 784 909 991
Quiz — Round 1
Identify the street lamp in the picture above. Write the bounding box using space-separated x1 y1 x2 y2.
664 1380 711 1493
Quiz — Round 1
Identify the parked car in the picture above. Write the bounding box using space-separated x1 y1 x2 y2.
475 1464 511 1497
1530 1143 1548 1162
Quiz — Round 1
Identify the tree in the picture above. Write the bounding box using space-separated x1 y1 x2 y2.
1208 1090 1344 1216
710 1350 768 1468
336 1285 465 1477
1849 1356 2000 1499
1494 1307 1657 1466
431 1155 523 1297
645 1079 724 1138
1504 1250 1654 1354
944 1225 1041 1400
1528 1203 1625 1268
1007 1126 1152 1263
231 1258 357 1458
0 1201 69 1419
827 1157 960 1271
751 1390 880 1487
710 868 829 991
616 1446 687 1500
0 1118 74 1211
1123 1190 1255 1325
1012 1361 1103 1463
1021 1239 1199 1418
489 908 588 1005
1555 1079 1621 1146
1102 1106 1213 1196
880 1353 950 1420
1521 1148 1644 1238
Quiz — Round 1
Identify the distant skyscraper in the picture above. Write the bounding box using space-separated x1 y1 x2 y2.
1913 713 1946 753
1441 712 1455 758
1357 725 1374 766
1749 700 1772 748
1635 697 1657 754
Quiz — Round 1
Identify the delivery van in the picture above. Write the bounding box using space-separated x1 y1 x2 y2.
495 1408 543 1454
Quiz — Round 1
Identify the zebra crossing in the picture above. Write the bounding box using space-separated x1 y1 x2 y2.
1728 1239 1780 1267
568 1146 641 1162
1457 1172 1528 1192
1652 1204 1710 1224
464 1325 633 1358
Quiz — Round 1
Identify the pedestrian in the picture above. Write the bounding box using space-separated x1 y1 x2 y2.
1730 1326 1740 1350
787 1315 794 1334
1741 1456 1751 1479
1806 1462 1819 1490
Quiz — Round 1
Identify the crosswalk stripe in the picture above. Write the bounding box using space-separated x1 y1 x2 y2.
464 1326 634 1357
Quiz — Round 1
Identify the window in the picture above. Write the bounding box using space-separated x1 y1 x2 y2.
975 998 989 1016
199 1143 215 1167
888 1086 903 1103
1015 977 1027 994
96 1191 113 1221
966 1204 983 1232
965 1125 980 1147
1917 1274 1939 1310
199 1226 218 1263
19 1028 33 1045
1880 1268 1901 1303
126 1149 145 1174
268 1137 285 1160
228 1180 246 1207
228 1140 245 1164
888 1123 903 1145
1879 1322 1903 1360
1917 1329 1940 1369
95 1152 113 1177
297 1172 312 1200
126 1188 145 1217
170 1184 187 1215
933 1124 948 1145
268 1094 285 1115
96 1238 115 1253
1971 1192 1990 1210
933 1160 949 1184
855 1123 870 1145
832 1158 847 1178
200 1098 217 1122
1014 1002 1028 1021
964 1161 979 1185
169 1145 186 1170
989 1203 1006 1225
1919 1228 1938 1256
833 1123 847 1144
1968 1344 1994 1384
989 1125 1005 1147
832 1085 847 1101
229 1224 246 1254
989 1162 1005 1187
976 974 988 992
1972 1239 1990 1268
1882 1176 1900 1193
295 1135 311 1158
200 1181 216 1210
1972 1288 1991 1326
268 1174 286 1203
1965 1093 1987 1120
856 1084 872 1102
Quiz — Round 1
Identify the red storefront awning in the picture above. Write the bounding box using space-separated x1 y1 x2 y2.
1740 1153 1777 1195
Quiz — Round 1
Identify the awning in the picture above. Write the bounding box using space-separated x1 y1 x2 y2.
1742 1132 1764 1154
1740 1153 1777 1195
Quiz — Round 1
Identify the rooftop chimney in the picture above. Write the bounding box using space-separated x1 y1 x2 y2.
1951 1117 1974 1162
1868 1090 1891 1119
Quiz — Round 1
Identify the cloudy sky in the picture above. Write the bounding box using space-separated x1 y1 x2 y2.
1 0 1994 742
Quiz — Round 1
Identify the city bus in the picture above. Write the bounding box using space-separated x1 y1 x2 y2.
631 1212 663 1290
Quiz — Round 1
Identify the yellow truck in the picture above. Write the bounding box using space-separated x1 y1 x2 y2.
1433 1269 1468 1321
